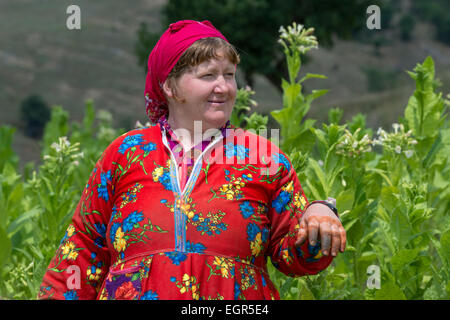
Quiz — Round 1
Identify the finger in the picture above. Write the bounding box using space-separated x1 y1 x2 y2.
307 219 319 246
319 221 332 255
330 224 340 257
295 226 308 247
295 219 308 246
339 226 347 252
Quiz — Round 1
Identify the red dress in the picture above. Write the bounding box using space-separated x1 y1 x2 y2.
38 122 333 300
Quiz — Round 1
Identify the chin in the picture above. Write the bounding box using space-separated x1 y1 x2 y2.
203 112 230 129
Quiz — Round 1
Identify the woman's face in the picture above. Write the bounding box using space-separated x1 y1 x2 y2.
164 51 237 132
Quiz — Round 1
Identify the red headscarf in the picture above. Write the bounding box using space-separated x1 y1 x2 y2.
145 20 229 123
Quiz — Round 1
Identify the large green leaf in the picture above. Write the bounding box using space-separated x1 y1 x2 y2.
374 281 407 300
0 225 12 270
391 248 420 273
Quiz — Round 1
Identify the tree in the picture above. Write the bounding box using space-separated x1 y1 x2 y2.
19 94 51 139
135 0 373 91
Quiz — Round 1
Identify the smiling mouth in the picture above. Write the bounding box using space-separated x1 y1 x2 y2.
208 100 226 105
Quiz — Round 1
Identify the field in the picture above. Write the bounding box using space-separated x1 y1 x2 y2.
0 1 449 300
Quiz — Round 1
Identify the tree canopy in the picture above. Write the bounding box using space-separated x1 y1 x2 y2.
135 0 376 90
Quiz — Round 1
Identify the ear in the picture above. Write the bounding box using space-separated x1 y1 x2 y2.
162 79 174 99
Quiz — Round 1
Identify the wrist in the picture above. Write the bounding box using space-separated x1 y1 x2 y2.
306 200 340 220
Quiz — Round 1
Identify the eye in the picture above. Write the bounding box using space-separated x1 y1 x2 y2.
201 73 214 78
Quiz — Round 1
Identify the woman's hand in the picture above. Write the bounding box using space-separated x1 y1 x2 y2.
295 202 346 257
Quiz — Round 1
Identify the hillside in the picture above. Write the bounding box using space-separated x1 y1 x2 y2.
1 0 449 170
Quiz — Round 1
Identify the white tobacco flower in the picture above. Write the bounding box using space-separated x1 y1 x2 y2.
404 150 413 158
395 145 402 154
392 123 400 133
377 127 384 136
50 143 61 152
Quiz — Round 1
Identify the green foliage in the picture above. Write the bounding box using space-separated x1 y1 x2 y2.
136 0 372 89
0 101 122 299
0 22 448 300
413 0 450 45
266 22 449 300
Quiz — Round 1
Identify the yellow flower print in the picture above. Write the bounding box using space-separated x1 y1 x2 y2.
152 167 164 182
180 202 194 219
212 175 246 202
173 273 201 299
282 181 294 193
87 266 102 282
225 191 235 200
67 250 79 261
60 241 79 261
250 233 263 256
67 225 75 237
62 241 76 255
219 184 230 193
293 192 307 210
212 256 233 278
281 248 293 265
113 227 127 252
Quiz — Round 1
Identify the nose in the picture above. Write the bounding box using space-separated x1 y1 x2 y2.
213 75 229 94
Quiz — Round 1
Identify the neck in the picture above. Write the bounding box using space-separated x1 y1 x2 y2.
166 115 225 151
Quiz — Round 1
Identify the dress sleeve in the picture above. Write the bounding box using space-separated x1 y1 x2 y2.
37 146 116 300
266 155 334 277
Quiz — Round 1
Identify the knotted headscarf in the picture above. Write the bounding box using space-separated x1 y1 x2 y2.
145 20 229 123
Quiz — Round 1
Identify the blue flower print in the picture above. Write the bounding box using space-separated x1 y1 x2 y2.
63 290 79 300
261 275 267 287
224 143 250 160
296 246 304 258
261 227 269 243
122 211 144 232
97 170 112 201
246 223 260 242
306 241 322 263
271 190 292 214
159 171 172 191
140 290 159 300
272 152 291 172
235 144 249 160
141 142 156 153
224 142 235 159
109 222 121 244
234 282 241 300
94 236 105 248
239 201 254 219
165 251 187 265
186 241 206 254
118 134 144 154
94 223 106 238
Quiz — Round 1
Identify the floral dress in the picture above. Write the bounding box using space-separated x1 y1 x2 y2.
38 122 333 300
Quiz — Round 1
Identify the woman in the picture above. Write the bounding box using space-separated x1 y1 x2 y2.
38 20 346 300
